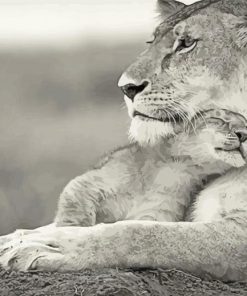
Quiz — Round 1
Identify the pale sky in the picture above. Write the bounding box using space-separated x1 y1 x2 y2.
0 0 199 49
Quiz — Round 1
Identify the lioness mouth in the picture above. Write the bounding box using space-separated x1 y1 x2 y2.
133 110 182 123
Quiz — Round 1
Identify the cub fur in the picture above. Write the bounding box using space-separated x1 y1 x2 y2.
55 109 247 226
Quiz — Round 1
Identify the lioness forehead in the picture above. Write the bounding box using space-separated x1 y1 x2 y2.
156 0 220 37
154 11 217 42
156 0 247 38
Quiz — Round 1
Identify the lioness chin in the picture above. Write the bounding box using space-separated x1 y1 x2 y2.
1 0 247 282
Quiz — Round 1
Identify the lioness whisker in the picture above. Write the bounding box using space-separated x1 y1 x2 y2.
167 102 188 132
166 109 177 127
172 100 197 134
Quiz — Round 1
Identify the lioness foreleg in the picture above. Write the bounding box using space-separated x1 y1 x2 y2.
0 219 246 281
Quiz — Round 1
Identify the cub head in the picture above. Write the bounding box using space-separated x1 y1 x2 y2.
118 0 247 146
172 109 247 169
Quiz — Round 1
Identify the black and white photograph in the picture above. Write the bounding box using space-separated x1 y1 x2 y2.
0 0 247 295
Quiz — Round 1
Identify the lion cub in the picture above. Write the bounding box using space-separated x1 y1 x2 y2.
55 109 247 226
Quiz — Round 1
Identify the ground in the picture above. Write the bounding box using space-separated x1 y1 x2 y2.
1 268 247 296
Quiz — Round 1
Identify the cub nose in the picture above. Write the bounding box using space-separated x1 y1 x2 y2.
234 129 247 142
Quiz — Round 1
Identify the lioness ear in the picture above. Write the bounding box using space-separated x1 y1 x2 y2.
224 15 247 49
157 0 186 19
235 17 247 49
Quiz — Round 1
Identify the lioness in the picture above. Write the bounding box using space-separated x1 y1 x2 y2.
1 0 247 281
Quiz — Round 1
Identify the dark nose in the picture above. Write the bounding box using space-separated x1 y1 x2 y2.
234 129 247 142
120 81 149 101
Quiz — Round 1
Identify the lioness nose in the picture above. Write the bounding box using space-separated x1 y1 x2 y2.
120 81 149 101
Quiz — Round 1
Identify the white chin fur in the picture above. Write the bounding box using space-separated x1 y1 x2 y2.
129 117 175 146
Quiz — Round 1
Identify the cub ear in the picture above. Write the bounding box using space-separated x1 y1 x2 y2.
157 0 186 19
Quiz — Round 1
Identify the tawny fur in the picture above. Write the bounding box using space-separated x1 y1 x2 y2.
1 0 247 282
54 109 247 226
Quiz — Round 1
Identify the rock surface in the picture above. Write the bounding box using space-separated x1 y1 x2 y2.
1 268 247 296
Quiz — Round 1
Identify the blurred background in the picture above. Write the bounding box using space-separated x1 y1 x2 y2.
0 0 196 234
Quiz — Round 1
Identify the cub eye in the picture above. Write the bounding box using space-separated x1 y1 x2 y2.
206 118 227 127
173 38 197 54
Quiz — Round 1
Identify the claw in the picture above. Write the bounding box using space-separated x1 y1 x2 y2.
26 255 46 271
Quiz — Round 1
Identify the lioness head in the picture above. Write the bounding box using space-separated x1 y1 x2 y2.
118 0 247 146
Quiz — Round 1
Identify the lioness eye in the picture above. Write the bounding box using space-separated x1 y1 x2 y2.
173 38 197 54
183 39 194 47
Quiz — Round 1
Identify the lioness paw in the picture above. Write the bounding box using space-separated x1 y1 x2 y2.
0 229 34 246
0 237 65 271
